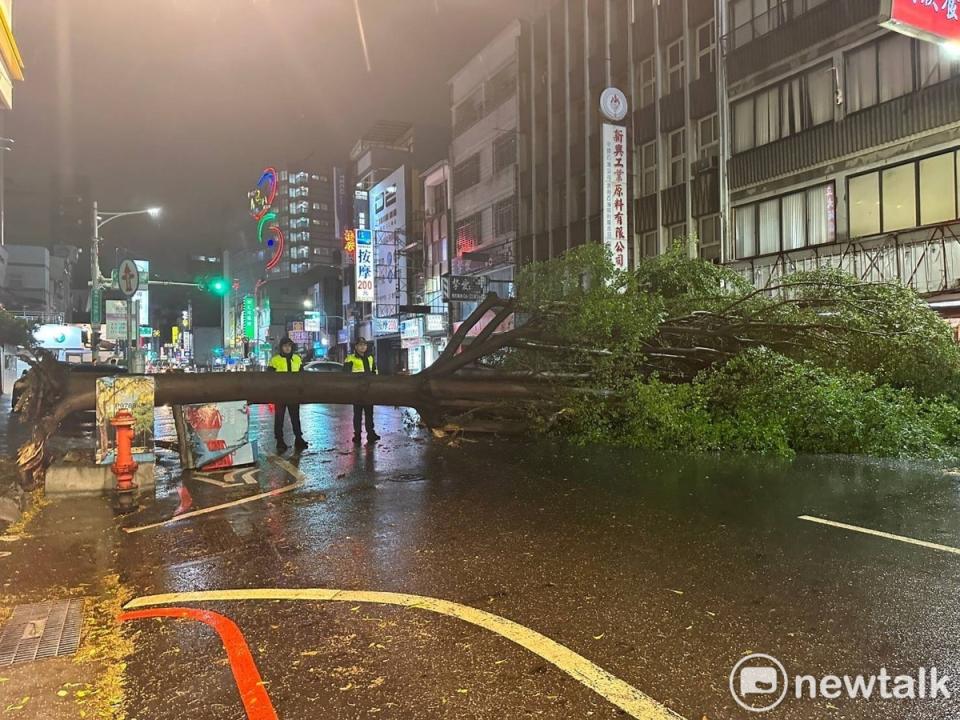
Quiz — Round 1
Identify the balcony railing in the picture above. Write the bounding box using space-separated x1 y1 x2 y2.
727 220 960 296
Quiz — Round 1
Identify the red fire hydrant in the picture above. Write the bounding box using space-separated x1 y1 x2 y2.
110 409 139 494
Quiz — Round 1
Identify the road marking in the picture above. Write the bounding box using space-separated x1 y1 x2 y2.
125 588 686 720
120 607 277 720
799 515 960 556
123 455 306 534
195 467 261 488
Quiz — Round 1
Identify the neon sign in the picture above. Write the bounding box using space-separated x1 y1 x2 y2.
249 167 278 221
249 168 284 271
883 0 960 45
343 228 357 254
257 211 285 270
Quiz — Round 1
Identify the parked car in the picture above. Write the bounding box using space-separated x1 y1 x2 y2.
304 360 344 373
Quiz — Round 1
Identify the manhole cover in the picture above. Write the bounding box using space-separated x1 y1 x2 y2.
0 599 84 666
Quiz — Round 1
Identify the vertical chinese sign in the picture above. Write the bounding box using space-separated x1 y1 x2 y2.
355 229 375 302
242 295 256 340
602 123 629 273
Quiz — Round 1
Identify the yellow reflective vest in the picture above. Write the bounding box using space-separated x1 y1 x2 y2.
268 354 303 373
344 354 376 374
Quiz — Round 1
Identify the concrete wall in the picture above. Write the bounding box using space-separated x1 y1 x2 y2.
4 245 51 310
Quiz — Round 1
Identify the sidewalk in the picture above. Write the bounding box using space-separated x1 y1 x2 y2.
0 490 129 720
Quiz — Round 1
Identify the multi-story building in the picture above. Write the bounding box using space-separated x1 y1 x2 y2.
340 122 417 358
339 121 448 369
0 0 23 111
269 168 338 277
416 160 453 371
721 0 960 322
252 167 343 350
516 1 720 269
513 0 960 332
450 21 521 320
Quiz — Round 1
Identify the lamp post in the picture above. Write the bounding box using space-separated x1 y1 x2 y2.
0 136 14 247
89 204 161 362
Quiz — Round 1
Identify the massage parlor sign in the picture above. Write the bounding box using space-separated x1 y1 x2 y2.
882 0 960 45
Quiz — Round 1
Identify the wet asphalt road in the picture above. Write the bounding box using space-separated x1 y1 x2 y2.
14 400 960 719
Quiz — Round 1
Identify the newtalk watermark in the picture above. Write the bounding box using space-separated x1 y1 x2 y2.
729 653 951 713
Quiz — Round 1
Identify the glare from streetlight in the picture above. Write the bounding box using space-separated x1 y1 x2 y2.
147 207 162 218
303 299 314 309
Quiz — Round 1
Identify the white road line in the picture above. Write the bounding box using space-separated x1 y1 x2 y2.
122 455 306 534
125 587 686 720
799 515 960 556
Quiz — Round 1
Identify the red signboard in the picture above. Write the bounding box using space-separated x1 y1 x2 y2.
883 0 960 45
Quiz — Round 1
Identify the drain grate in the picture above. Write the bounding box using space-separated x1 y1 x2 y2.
0 599 84 666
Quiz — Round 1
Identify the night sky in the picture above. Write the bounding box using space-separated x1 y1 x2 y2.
4 0 537 274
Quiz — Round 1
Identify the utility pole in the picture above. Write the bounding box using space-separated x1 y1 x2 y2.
90 200 102 360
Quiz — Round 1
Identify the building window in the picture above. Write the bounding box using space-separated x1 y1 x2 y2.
485 62 517 111
454 88 484 134
668 129 686 187
668 223 687 243
640 141 657 196
494 198 515 236
730 0 828 49
454 154 481 195
432 183 448 214
845 33 942 113
732 182 836 258
696 19 716 79
697 114 719 159
733 63 834 153
849 148 960 238
666 38 685 94
493 132 517 173
919 39 960 88
698 215 721 262
639 56 655 108
455 213 481 254
640 230 659 258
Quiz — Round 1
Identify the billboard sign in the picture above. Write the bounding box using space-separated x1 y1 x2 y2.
304 311 322 333
443 275 487 302
374 317 399 335
105 300 128 340
355 228 375 302
882 0 960 44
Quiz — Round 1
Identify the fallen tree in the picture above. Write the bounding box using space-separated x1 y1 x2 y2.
16 240 960 485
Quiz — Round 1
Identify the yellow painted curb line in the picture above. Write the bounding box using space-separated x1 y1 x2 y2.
125 588 686 720
123 455 306 534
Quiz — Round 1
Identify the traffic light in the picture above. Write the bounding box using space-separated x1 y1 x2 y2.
197 275 229 297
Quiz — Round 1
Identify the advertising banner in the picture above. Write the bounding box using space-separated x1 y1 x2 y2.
96 376 155 465
181 401 255 471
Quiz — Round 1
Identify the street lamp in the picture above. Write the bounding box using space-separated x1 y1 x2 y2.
303 299 314 309
89 202 162 361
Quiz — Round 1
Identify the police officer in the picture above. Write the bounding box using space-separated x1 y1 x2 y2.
343 337 380 444
267 336 308 451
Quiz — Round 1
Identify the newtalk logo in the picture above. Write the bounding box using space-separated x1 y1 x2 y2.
729 654 951 713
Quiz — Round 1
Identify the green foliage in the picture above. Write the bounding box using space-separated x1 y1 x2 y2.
0 308 34 348
776 268 960 398
518 244 960 459
553 350 960 459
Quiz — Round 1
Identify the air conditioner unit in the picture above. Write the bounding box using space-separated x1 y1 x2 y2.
692 155 720 175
